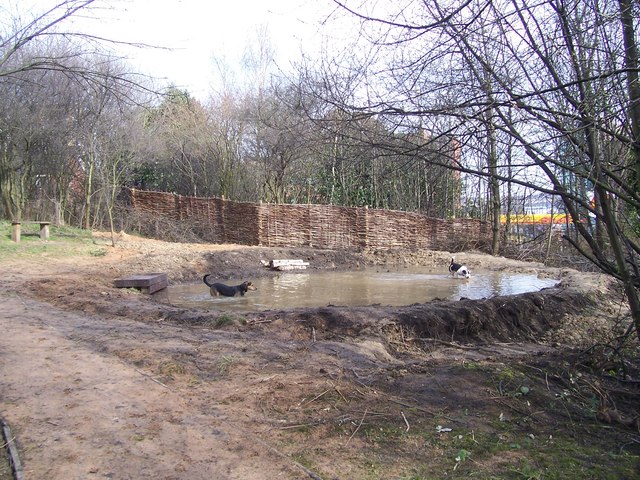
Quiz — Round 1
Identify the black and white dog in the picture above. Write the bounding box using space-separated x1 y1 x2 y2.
449 257 470 279
203 274 257 297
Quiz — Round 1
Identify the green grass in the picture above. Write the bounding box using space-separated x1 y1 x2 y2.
200 313 247 329
216 355 236 375
0 220 104 259
353 422 639 479
0 442 12 480
279 364 640 480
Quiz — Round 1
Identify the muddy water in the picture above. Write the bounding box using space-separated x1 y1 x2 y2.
166 267 559 312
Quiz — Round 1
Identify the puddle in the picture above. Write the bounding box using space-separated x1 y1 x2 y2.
165 267 559 312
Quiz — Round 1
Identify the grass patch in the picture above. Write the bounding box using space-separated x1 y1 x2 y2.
493 366 532 398
207 313 247 328
461 360 486 371
216 355 236 375
0 439 13 480
89 247 108 257
0 220 99 260
158 361 186 378
282 388 639 480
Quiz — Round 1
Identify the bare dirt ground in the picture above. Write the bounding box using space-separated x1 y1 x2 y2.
1 232 639 479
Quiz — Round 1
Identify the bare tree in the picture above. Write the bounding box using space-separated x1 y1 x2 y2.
1 1 149 98
319 0 640 340
0 0 155 225
140 87 213 197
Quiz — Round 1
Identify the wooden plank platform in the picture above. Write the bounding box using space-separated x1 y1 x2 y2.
113 273 168 294
269 259 310 271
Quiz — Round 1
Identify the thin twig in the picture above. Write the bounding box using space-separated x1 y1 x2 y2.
253 437 323 480
417 338 477 350
346 408 368 446
493 398 539 422
334 386 348 403
15 293 28 307
280 422 322 430
302 389 330 406
388 397 458 422
247 319 275 325
134 368 172 390
0 435 13 449
401 411 410 432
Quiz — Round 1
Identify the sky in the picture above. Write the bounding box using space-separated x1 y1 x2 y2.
89 0 331 98
17 0 336 99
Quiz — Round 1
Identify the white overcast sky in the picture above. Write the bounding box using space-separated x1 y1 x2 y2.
16 0 339 99
88 0 331 98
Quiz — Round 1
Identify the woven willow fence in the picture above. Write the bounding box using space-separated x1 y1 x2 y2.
127 189 491 252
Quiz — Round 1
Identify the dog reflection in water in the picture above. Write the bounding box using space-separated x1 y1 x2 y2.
203 274 257 297
448 257 470 279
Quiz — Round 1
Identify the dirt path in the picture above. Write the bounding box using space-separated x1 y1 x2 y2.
1 233 637 479
1 290 321 479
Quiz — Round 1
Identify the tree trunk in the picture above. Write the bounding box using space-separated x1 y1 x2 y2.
618 0 640 342
598 184 640 343
84 157 94 230
619 0 640 194
487 105 501 255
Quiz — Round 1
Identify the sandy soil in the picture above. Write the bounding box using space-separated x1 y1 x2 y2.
0 232 638 479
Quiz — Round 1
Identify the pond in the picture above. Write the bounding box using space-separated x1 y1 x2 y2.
165 267 559 312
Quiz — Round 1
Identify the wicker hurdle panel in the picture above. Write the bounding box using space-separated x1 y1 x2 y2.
128 189 491 251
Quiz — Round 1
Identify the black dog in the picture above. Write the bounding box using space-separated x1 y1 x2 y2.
448 257 470 278
203 274 256 297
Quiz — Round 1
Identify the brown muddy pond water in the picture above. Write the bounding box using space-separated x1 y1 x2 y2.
166 267 559 312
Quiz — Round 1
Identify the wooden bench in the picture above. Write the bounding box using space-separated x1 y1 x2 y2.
11 221 51 243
